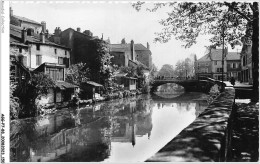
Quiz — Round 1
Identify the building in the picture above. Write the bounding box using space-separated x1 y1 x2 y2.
10 24 71 69
113 73 137 91
10 14 78 107
226 51 241 80
195 53 212 78
209 48 228 80
240 35 253 84
33 63 79 106
108 40 151 69
135 42 152 69
196 47 241 81
108 40 138 68
49 27 99 65
10 7 44 35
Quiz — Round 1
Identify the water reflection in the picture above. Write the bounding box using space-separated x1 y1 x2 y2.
10 93 208 162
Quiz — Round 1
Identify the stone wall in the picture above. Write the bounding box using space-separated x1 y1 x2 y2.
146 88 236 162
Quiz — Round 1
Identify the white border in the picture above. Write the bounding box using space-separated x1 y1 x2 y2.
1 0 10 163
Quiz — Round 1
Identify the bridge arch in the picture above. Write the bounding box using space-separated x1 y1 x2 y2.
151 77 224 93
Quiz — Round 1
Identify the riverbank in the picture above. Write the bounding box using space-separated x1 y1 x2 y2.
146 88 236 162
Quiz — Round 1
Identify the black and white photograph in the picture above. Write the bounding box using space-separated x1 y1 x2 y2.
0 0 259 162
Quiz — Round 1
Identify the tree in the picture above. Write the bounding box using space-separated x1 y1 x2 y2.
158 64 175 77
133 2 259 100
66 63 90 85
18 72 55 118
85 38 113 86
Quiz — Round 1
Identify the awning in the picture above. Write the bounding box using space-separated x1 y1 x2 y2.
56 81 79 90
85 81 103 87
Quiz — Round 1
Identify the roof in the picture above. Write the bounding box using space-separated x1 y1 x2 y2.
210 49 224 60
33 62 66 72
10 24 71 50
85 81 103 87
197 54 211 62
134 44 150 51
108 43 150 52
56 81 79 89
226 52 240 60
13 15 42 25
108 44 131 52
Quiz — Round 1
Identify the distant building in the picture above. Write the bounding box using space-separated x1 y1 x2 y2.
226 51 241 80
196 47 241 81
240 33 253 84
108 40 151 69
10 7 49 36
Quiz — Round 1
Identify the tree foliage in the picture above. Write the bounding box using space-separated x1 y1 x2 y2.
18 72 55 118
158 64 175 77
133 2 255 48
85 38 113 85
133 1 259 98
66 63 90 85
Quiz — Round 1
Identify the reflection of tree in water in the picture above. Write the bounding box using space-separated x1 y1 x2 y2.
10 119 38 162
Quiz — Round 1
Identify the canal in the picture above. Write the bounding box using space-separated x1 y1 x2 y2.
10 92 209 162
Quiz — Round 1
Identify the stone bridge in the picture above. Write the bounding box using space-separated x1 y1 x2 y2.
151 77 225 93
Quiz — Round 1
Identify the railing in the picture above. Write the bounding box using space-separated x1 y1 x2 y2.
154 76 196 81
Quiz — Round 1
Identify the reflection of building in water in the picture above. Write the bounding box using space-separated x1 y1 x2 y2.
29 122 111 162
111 100 153 146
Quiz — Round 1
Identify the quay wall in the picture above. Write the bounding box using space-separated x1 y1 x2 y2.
146 88 236 162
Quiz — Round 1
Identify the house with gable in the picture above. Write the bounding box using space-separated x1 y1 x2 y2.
108 40 151 90
10 12 78 107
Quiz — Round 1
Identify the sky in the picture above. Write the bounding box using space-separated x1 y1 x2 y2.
11 1 219 69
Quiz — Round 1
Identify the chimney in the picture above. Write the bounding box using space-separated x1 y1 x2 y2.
40 32 45 43
121 38 126 44
41 21 46 33
147 42 150 50
77 27 81 32
10 7 13 16
21 28 27 43
131 40 134 61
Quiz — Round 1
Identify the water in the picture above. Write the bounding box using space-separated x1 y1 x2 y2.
10 92 208 162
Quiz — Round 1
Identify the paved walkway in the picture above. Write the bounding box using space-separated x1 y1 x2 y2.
228 101 259 162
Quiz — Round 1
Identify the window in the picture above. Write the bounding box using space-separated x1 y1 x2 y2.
65 50 67 55
216 68 223 73
214 61 217 65
36 55 42 66
36 44 40 51
19 48 22 53
232 63 237 69
46 68 64 81
63 58 70 68
27 28 34 36
205 63 209 66
58 57 63 65
54 49 57 54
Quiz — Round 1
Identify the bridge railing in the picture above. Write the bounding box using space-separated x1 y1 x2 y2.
154 76 196 81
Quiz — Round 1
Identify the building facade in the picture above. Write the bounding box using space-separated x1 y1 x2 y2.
10 17 77 106
196 47 241 81
49 27 98 65
240 44 253 84
226 52 241 80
